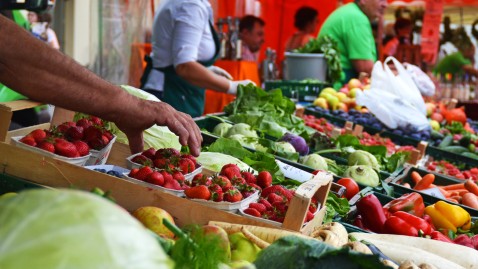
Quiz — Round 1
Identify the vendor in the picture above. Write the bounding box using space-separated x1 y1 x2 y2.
284 7 319 52
318 0 388 83
142 0 254 118
239 15 265 63
434 42 478 78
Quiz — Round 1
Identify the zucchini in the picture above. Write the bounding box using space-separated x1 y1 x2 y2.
441 146 470 154
430 130 444 140
461 152 478 160
459 135 471 148
438 135 453 148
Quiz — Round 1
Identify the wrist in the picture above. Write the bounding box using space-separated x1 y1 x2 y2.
227 81 237 95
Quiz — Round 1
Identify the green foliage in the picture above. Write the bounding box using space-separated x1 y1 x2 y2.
324 192 351 223
294 35 343 83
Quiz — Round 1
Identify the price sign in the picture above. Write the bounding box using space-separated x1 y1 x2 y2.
420 187 446 199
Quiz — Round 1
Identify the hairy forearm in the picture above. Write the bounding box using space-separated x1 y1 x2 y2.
352 60 374 75
175 62 230 92
0 15 140 124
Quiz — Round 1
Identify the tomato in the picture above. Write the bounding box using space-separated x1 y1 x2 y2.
336 178 360 200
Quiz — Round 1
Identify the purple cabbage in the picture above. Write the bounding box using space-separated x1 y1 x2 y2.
279 133 309 156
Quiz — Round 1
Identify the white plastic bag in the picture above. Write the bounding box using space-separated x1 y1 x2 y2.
371 57 427 116
404 63 436 96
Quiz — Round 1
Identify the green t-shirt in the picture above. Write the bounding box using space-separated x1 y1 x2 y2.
318 3 376 82
433 52 471 76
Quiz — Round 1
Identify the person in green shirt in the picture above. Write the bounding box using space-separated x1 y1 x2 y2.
434 43 478 78
318 0 387 83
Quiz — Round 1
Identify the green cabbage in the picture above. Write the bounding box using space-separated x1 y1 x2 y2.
197 152 255 172
212 122 233 137
275 141 296 154
300 154 328 170
225 123 258 138
0 189 173 269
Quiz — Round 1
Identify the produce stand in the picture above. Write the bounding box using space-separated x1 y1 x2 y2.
264 81 330 103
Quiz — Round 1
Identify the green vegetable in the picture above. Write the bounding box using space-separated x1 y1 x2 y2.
225 123 258 139
212 122 232 137
459 135 471 147
438 135 453 148
324 193 350 223
0 189 173 269
347 150 380 171
294 35 343 83
445 121 467 135
461 152 478 160
442 145 469 154
197 152 254 172
254 235 388 269
343 165 380 187
300 154 328 170
430 130 445 140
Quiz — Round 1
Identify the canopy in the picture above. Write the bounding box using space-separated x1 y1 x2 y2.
388 0 478 6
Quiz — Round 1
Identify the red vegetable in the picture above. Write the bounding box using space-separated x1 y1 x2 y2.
444 107 467 125
384 216 419 237
336 178 359 200
390 211 432 235
453 234 474 248
356 194 387 233
383 192 425 217
430 231 454 243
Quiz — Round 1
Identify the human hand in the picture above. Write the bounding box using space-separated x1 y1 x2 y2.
208 65 233 80
115 100 202 156
227 80 256 95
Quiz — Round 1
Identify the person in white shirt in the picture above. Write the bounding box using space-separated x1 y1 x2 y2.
28 12 60 50
141 0 254 117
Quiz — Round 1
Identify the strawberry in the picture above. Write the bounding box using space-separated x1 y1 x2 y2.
20 136 36 147
155 148 180 159
101 135 110 145
134 166 154 181
102 131 114 141
128 168 139 177
248 203 266 213
89 116 103 126
163 178 181 190
261 185 293 201
243 208 261 217
182 185 191 191
262 210 276 220
37 141 55 153
141 147 157 159
56 122 76 134
145 171 164 186
231 176 247 186
181 154 197 168
29 129 46 142
224 186 243 203
257 171 272 188
309 203 317 214
192 174 212 186
208 184 223 193
153 158 170 169
241 171 256 184
268 193 284 204
220 164 241 179
258 198 273 210
88 137 106 150
160 171 173 182
65 126 84 141
306 211 314 222
131 155 152 166
185 185 211 200
83 126 102 142
76 118 92 129
212 175 232 189
248 183 262 192
211 190 224 202
172 171 185 182
73 140 90 156
178 158 195 174
272 201 288 216
54 140 79 158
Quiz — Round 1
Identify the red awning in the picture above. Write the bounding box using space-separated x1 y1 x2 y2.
388 0 478 6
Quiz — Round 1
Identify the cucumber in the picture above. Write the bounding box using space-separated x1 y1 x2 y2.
441 145 470 154
438 135 453 148
459 135 471 147
461 152 478 160
430 130 444 140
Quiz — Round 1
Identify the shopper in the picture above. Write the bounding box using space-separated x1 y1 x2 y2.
0 15 202 156
383 18 413 58
141 0 254 117
318 0 388 83
239 15 265 62
284 7 319 52
434 42 478 78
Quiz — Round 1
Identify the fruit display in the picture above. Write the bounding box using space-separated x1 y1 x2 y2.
424 159 478 181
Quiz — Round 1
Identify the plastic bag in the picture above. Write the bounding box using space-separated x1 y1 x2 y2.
0 84 26 102
356 88 430 131
403 63 436 96
370 56 427 116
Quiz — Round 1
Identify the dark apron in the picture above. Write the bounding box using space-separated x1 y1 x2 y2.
159 22 220 118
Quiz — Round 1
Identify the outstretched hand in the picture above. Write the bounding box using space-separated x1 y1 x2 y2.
114 100 202 156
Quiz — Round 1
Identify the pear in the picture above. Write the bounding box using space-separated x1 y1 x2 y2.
347 78 362 89
132 206 176 239
325 94 340 110
430 120 440 131
228 232 261 263
313 97 328 109
319 87 337 97
348 87 362 98
202 225 231 260
336 92 347 102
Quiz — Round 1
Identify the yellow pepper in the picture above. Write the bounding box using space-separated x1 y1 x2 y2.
424 201 471 233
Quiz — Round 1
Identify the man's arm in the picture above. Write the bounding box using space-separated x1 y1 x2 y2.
175 62 230 92
0 15 202 156
351 60 374 76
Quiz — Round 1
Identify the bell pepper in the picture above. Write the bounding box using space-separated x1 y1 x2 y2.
356 194 387 233
383 192 425 217
430 230 454 243
383 211 433 237
424 201 471 233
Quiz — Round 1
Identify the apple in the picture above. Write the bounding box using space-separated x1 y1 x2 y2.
313 97 328 109
201 225 231 260
336 92 347 102
319 87 337 97
431 112 444 123
430 120 440 131
132 206 176 239
425 103 437 116
337 102 348 112
348 87 362 98
229 232 261 262
348 78 362 89
325 95 340 110
339 87 349 95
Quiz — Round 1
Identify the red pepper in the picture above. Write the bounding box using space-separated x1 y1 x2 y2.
383 192 425 217
384 216 418 236
389 211 433 236
430 231 454 243
353 214 367 230
356 194 387 233
453 234 474 248
422 214 435 231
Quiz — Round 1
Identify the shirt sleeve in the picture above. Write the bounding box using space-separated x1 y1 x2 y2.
344 21 376 61
171 3 209 67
